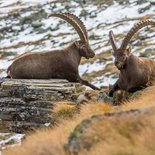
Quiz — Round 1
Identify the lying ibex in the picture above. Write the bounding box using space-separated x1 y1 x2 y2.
109 20 155 97
7 13 100 90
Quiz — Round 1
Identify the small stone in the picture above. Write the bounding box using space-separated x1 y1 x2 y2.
97 92 112 103
77 94 88 104
32 21 42 28
138 4 151 14
150 1 155 5
12 26 21 31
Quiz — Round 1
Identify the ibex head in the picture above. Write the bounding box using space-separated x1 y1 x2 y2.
74 40 95 58
109 31 131 69
48 13 95 59
109 20 155 70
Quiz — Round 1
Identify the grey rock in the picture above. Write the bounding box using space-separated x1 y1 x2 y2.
77 94 88 104
97 92 113 103
0 79 82 133
32 21 43 28
67 106 155 154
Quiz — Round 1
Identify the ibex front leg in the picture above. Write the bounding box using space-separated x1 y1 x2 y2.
67 73 100 90
78 77 100 90
109 80 120 97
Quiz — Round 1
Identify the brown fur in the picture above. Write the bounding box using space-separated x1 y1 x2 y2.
7 41 99 90
109 20 155 97
7 13 100 90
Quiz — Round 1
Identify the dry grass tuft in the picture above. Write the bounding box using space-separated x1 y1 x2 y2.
52 102 79 123
123 86 155 110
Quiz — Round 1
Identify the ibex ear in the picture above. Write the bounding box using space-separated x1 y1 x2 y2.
75 41 83 48
126 46 131 55
75 41 80 47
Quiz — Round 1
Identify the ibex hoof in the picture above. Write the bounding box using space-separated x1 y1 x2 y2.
95 87 101 91
108 90 114 97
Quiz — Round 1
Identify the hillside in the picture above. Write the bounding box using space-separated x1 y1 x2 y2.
4 85 155 155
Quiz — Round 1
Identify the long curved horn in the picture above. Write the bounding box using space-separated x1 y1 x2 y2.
63 13 88 41
109 30 118 51
120 20 155 50
48 13 87 42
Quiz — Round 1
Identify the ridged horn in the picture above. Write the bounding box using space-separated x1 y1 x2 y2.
120 20 155 50
63 13 88 41
109 30 118 51
48 13 87 42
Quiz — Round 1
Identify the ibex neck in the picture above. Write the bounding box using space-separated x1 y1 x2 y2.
68 43 81 65
120 54 137 72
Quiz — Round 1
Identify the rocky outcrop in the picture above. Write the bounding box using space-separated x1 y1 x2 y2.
66 106 155 154
0 79 81 133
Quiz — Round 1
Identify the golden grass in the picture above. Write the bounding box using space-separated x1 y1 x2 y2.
4 103 112 155
123 86 155 110
4 86 155 155
77 108 155 155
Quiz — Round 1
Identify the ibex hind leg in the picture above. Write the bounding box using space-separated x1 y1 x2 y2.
127 86 144 93
5 75 11 78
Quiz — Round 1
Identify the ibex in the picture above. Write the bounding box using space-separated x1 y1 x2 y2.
7 13 100 90
109 20 155 97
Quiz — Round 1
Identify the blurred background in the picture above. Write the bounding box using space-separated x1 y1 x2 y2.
0 0 155 89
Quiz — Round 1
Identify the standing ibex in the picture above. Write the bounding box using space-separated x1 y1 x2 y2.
7 13 100 90
109 20 155 97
